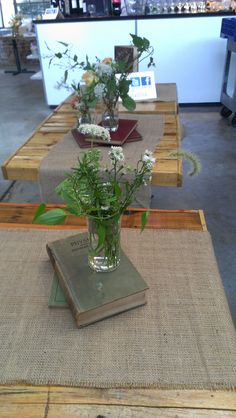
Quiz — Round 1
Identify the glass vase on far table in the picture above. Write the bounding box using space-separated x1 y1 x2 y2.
101 99 119 132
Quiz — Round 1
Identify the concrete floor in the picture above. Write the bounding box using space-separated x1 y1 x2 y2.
0 70 236 327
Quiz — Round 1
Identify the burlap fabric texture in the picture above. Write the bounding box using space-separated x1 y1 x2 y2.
0 227 235 389
38 114 164 207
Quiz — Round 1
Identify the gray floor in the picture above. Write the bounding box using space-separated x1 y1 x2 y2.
0 70 236 327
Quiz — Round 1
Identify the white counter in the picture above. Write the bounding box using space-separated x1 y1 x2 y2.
35 14 234 105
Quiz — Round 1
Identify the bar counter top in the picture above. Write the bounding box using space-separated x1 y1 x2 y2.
34 9 235 23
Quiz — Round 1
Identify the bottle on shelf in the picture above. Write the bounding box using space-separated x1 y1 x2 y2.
82 0 88 13
58 0 67 15
70 0 83 14
112 0 121 14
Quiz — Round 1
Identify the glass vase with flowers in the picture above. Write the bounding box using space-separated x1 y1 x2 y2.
48 34 155 131
33 124 156 272
70 81 97 126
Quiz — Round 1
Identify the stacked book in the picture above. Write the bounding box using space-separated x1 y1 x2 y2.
47 232 149 328
72 119 142 148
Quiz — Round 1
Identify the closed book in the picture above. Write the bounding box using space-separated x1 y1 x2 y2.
46 232 148 328
85 119 138 145
71 128 99 148
114 45 139 72
126 128 143 142
48 273 69 308
72 127 142 149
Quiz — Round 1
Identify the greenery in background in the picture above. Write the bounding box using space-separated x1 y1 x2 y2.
8 13 22 36
47 34 155 118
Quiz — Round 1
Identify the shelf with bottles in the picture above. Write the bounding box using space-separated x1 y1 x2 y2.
144 0 233 15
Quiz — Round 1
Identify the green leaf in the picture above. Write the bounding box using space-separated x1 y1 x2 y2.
97 223 106 248
114 183 122 198
73 54 78 62
57 189 77 207
122 96 136 112
147 57 155 68
48 57 53 68
32 203 46 223
55 52 62 59
64 69 68 83
130 34 150 52
65 205 81 216
58 41 69 47
141 211 149 232
33 209 67 225
119 78 131 95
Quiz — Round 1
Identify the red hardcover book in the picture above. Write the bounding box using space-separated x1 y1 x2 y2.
71 129 99 149
85 119 138 145
72 122 142 149
126 129 143 143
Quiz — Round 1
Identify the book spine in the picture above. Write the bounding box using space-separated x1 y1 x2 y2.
46 245 81 327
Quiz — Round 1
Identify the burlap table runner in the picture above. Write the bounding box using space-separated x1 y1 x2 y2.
0 227 235 389
38 114 164 206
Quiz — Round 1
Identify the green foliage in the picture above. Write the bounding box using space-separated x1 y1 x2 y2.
34 148 156 227
141 211 150 232
32 206 67 225
48 34 155 115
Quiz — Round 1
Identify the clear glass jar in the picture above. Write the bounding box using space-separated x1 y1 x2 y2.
87 214 121 272
102 100 119 132
77 110 92 126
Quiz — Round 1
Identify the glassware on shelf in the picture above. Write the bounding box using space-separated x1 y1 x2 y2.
124 0 147 15
146 0 162 14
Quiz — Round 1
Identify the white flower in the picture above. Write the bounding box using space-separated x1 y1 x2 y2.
109 146 125 162
94 83 105 99
142 149 156 169
95 63 114 77
78 124 110 142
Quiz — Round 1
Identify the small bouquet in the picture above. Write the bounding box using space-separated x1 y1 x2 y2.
49 34 155 129
9 14 22 37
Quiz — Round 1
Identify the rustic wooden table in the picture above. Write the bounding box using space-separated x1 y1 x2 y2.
0 204 235 417
1 83 182 187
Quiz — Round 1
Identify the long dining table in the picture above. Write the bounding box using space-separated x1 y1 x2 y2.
1 83 182 187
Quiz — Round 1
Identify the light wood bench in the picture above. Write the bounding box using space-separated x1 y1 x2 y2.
0 203 205 231
1 83 182 187
0 205 236 417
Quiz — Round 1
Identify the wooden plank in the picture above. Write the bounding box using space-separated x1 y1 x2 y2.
48 387 236 410
0 386 235 417
39 126 73 133
0 385 235 410
0 402 235 418
0 385 49 403
0 204 206 231
39 405 236 417
0 404 46 418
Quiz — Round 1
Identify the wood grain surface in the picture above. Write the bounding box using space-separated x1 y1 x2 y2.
1 84 182 186
0 204 206 231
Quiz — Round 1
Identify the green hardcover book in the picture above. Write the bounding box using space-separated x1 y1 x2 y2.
46 232 148 328
48 273 68 308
